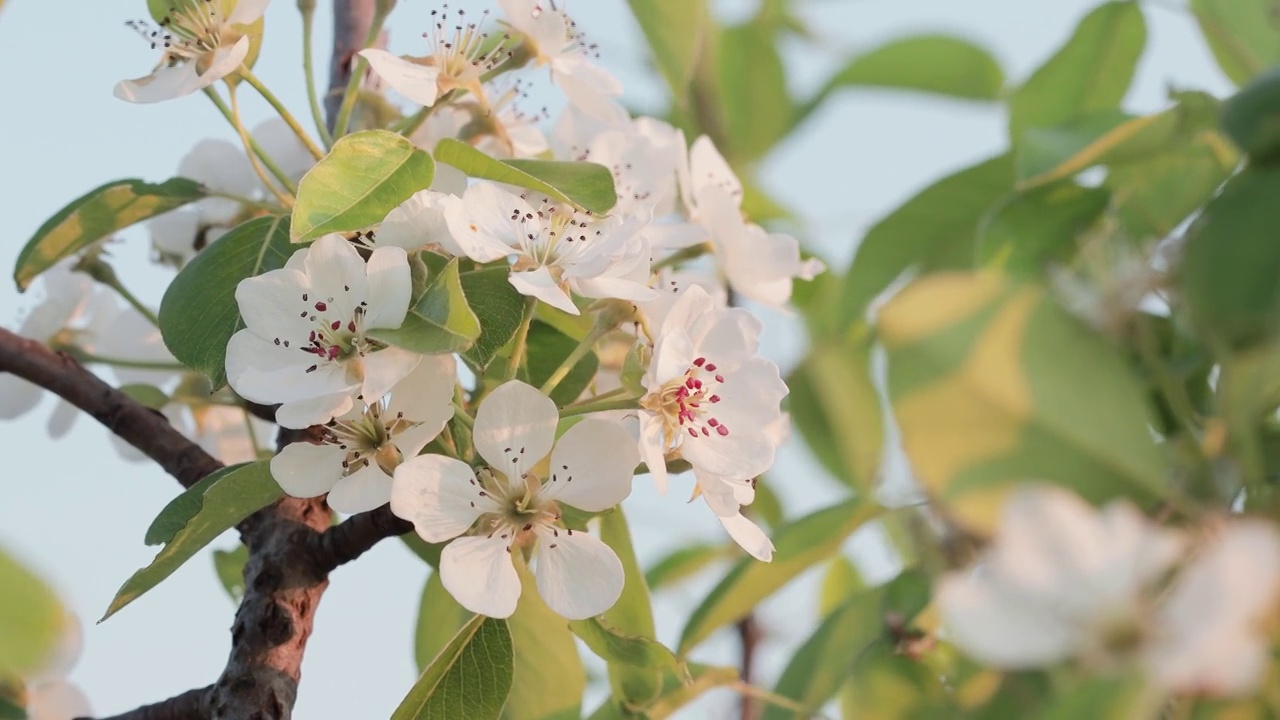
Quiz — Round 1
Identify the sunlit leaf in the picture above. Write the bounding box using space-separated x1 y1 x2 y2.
0 547 62 676
460 267 527 371
716 18 793 162
974 180 1109 274
393 615 513 720
1191 0 1280 86
599 509 664 708
434 139 616 214
644 544 731 591
626 0 708 101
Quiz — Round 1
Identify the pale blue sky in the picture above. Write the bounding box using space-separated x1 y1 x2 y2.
0 0 1234 717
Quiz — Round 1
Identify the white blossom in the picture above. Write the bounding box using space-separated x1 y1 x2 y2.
391 381 637 619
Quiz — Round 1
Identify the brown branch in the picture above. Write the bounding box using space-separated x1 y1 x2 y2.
0 328 222 489
325 0 385 130
311 504 412 573
76 686 212 720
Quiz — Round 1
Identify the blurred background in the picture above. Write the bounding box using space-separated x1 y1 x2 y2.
0 0 1235 716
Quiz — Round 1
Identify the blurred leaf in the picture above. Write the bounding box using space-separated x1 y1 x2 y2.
0 547 61 677
104 461 282 620
293 130 434 241
644 544 730 591
747 479 784 530
1191 0 1280 86
880 272 1166 533
369 258 481 355
1223 68 1280 162
678 498 881 654
435 139 616 214
818 556 864 617
1009 1 1146 141
801 34 1004 122
460 267 527 371
1035 675 1147 720
14 177 204 290
414 572 471 671
159 215 294 388
570 617 682 673
839 153 1015 327
0 696 22 720
788 331 883 490
642 665 740 720
1015 110 1131 183
840 642 950 720
626 0 708 101
506 565 585 720
1183 168 1280 350
974 180 1110 274
118 383 170 411
212 544 248 602
393 615 513 720
716 18 793 162
599 509 664 708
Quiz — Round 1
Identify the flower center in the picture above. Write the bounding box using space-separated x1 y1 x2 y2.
473 467 565 552
424 6 511 92
642 356 729 443
509 201 599 270
323 401 422 476
273 290 380 374
126 0 229 65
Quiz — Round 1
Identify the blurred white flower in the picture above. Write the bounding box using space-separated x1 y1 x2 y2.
272 354 456 513
391 381 636 619
226 234 418 428
115 0 268 103
23 612 90 720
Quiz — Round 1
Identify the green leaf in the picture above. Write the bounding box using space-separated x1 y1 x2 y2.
570 617 683 677
0 695 24 720
14 177 205 290
393 615 514 720
0 547 62 676
434 139 617 215
144 469 229 546
292 130 435 242
212 544 248 602
1035 675 1147 720
103 461 282 620
626 0 708 101
158 215 294 388
1191 0 1280 86
974 180 1110 274
369 258 481 355
118 383 170 410
1008 1 1146 141
839 642 951 720
461 267 527 370
520 321 600 406
505 563 586 720
716 18 793 162
584 664 738 720
803 34 1003 121
880 272 1167 533
599 509 664 708
818 556 864 617
1015 110 1131 183
1183 167 1280 350
839 153 1015 327
1223 68 1280 162
787 332 884 491
678 498 881 654
414 572 471 671
644 544 730 590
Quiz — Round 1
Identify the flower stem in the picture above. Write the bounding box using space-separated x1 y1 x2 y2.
560 394 641 417
452 401 475 430
652 243 710 271
390 90 457 137
299 2 334 148
729 682 830 720
505 298 538 382
85 261 161 329
70 351 185 372
540 324 608 395
206 87 298 202
238 65 326 161
206 190 279 212
331 6 392 139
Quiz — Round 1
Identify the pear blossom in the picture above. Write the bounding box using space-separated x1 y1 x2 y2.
443 183 657 314
638 286 788 491
22 612 91 720
272 354 455 513
226 234 419 428
115 0 268 104
938 485 1280 696
557 110 684 217
499 0 628 126
688 415 789 562
391 381 637 619
377 189 465 257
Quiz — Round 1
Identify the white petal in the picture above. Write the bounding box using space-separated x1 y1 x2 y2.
46 399 79 439
0 375 41 419
359 49 442 107
535 527 624 619
359 346 422 404
304 235 369 312
509 267 578 314
638 411 669 494
391 455 495 542
444 184 527 263
275 392 356 429
179 137 258 199
27 680 92 720
362 245 412 330
149 210 201 262
387 354 457 455
552 57 628 127
689 135 742 202
936 571 1077 668
378 190 453 253
271 442 346 498
227 0 270 25
234 267 311 341
251 118 315 183
114 61 205 104
327 463 394 514
473 381 559 477
717 512 774 562
540 419 637 511
440 535 523 618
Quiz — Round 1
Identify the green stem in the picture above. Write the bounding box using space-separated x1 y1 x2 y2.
391 90 458 137
242 408 265 457
206 190 279 212
652 243 710 271
332 8 392 139
74 352 185 372
560 395 641 417
238 65 326 161
299 4 334 148
205 87 298 200
541 324 608 395
729 682 830 720
505 298 538 382
452 401 475 430
94 266 161 329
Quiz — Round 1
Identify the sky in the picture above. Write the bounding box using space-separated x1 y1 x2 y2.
0 0 1236 718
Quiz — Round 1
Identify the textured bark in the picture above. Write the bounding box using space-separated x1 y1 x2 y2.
83 686 213 720
325 0 381 130
311 504 413 574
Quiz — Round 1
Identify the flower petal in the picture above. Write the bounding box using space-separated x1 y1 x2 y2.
275 392 356 429
234 267 311 341
388 354 457 456
304 234 369 316
114 61 205 104
637 411 669 494
378 190 455 253
327 463 394 514
444 184 527 263
270 442 346 498
717 512 774 562
359 346 423 405
46 399 79 439
391 455 495 542
936 571 1077 668
509 267 578 314
541 419 637 511
359 49 443 107
440 534 523 618
362 245 412 330
472 381 559 477
228 0 270 25
0 375 41 419
534 527 624 619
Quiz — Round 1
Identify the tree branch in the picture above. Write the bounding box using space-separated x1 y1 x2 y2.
77 686 212 720
0 328 222 489
325 0 384 130
310 504 412 574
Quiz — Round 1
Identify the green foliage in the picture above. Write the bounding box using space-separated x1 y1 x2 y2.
292 130 435 242
460 267 528 370
0 547 61 677
1223 68 1280 162
103 462 282 620
14 177 204 290
212 544 248 602
974 180 1110 274
158 215 294 388
433 139 617 215
117 383 170 410
598 510 665 709
393 615 514 720
518 321 600 406
1191 0 1280 86
716 17 793 162
626 0 708 102
644 544 730 591
368 259 481 355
